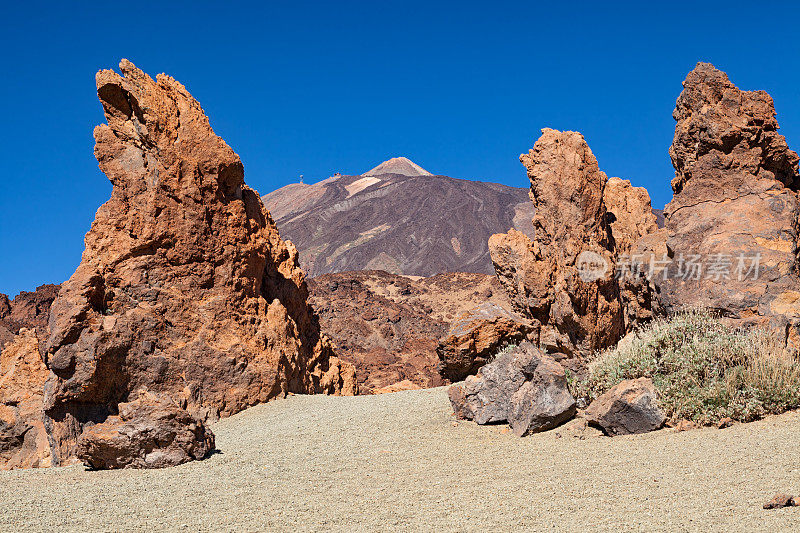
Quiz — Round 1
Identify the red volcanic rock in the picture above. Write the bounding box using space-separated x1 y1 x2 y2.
660 63 800 344
604 178 664 328
437 302 538 382
0 324 12 350
0 329 52 469
43 60 355 466
0 294 10 319
308 270 517 392
0 284 59 348
76 393 214 470
763 494 796 509
603 177 659 257
489 129 659 358
371 379 422 394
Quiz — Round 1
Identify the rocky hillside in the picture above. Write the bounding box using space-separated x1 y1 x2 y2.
262 163 536 277
0 284 58 349
307 270 525 393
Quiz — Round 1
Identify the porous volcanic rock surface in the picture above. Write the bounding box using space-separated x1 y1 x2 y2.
76 393 215 470
584 377 666 436
437 302 538 382
0 284 59 349
0 329 52 469
308 270 518 393
262 168 536 277
448 342 576 436
604 177 660 257
0 285 61 469
42 59 355 466
660 62 800 343
489 129 659 359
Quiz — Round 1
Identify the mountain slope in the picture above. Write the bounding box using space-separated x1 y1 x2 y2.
263 164 535 277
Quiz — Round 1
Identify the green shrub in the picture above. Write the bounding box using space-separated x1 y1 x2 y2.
572 309 800 425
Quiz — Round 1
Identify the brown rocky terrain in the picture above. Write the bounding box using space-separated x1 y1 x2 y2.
1 285 61 469
307 270 535 392
436 301 537 382
4 58 799 480
75 392 216 470
0 329 51 469
450 62 800 444
270 147 664 390
262 159 665 281
263 166 536 277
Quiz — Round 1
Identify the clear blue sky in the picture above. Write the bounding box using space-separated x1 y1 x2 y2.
1 1 799 296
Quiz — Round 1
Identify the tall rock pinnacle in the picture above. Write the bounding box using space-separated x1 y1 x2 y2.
42 60 356 465
661 62 800 344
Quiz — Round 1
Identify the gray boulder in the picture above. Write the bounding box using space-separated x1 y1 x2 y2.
447 342 576 435
584 377 666 435
508 356 577 436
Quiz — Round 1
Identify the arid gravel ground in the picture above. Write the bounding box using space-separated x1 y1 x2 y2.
2 388 799 532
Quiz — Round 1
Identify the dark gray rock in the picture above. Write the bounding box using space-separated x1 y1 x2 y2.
447 342 576 435
448 349 526 425
508 356 576 436
584 377 666 436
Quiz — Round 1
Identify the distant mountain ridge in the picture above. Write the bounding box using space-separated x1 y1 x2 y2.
262 158 664 278
262 158 535 277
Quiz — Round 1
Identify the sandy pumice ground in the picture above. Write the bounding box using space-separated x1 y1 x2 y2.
2 388 799 532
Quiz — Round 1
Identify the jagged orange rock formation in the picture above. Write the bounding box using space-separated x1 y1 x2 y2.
603 177 659 257
659 63 800 343
39 60 355 466
489 129 658 358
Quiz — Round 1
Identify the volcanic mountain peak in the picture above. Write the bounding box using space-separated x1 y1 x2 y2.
364 156 432 177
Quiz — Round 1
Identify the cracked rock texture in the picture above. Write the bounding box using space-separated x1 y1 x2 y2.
75 393 215 470
308 270 517 393
437 302 538 382
660 63 800 341
584 377 666 436
0 284 59 350
489 129 659 359
42 60 355 466
448 342 576 436
0 329 52 469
